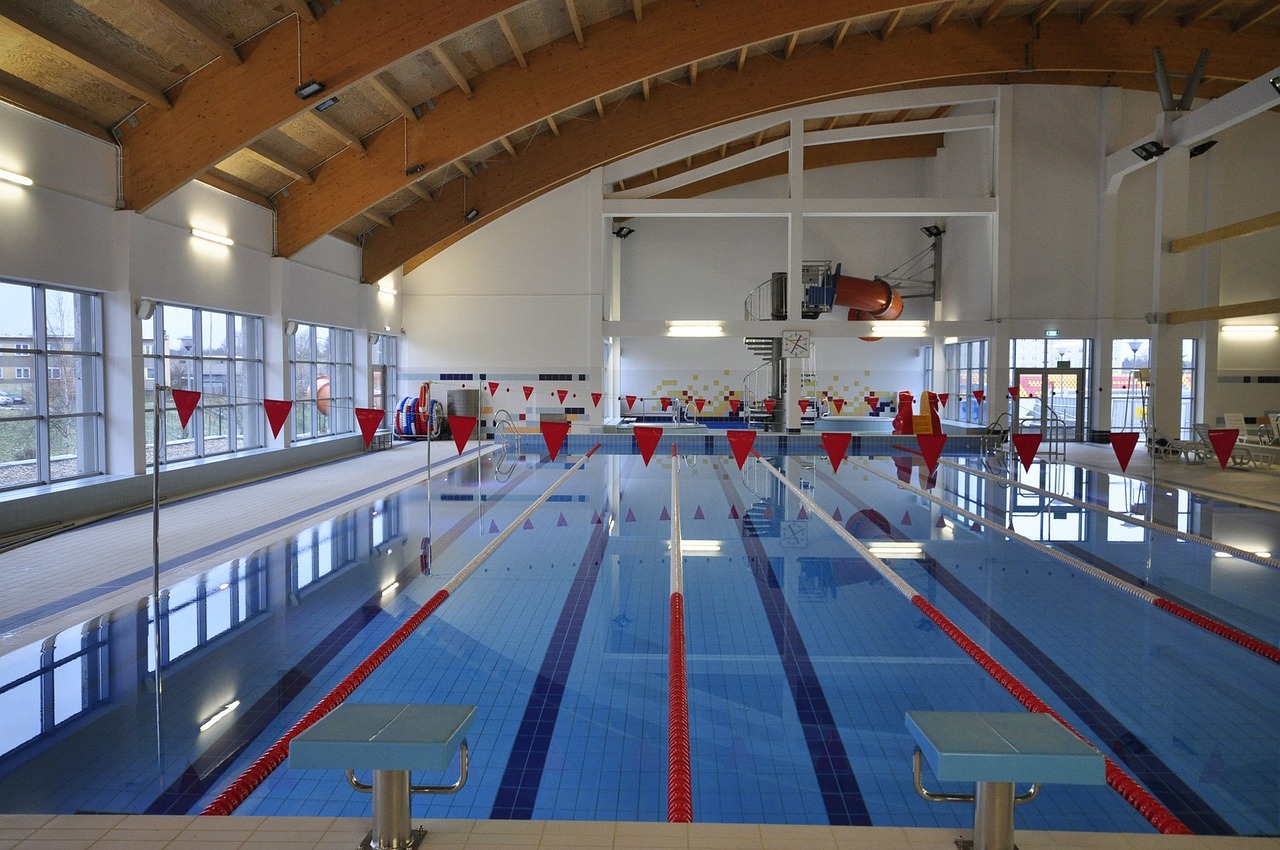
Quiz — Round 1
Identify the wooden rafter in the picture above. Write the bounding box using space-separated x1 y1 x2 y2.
1031 0 1064 25
453 159 471 177
1131 0 1173 23
280 0 316 23
784 32 800 59
565 0 586 47
0 70 112 142
593 96 606 118
752 129 766 146
736 45 750 71
496 15 528 69
641 78 651 100
243 146 313 184
364 210 393 228
633 0 644 22
881 8 904 39
430 44 474 98
134 0 240 66
931 1 958 31
546 115 560 136
497 136 517 157
369 75 418 122
1234 0 1280 30
689 61 699 84
1167 299 1280 325
1168 209 1280 253
1082 0 1116 22
832 19 853 47
1181 0 1228 24
406 182 434 202
981 0 1010 26
305 111 365 152
824 115 841 130
196 172 269 207
0 6 171 111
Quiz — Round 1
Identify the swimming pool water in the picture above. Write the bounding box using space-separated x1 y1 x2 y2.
0 447 1276 836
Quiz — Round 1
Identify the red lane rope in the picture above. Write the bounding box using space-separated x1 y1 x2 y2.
202 588 451 815
911 596 1193 835
667 592 693 823
1153 598 1280 664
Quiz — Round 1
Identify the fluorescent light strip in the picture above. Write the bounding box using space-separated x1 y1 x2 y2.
191 227 234 246
0 168 33 186
1221 325 1278 334
667 322 723 337
869 321 929 338
199 699 241 732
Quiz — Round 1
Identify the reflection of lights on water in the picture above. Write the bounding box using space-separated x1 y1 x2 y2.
199 700 240 732
381 581 399 596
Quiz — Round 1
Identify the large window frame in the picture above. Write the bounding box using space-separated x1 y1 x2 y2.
371 333 398 420
0 279 104 490
290 322 354 441
142 304 265 463
941 339 989 424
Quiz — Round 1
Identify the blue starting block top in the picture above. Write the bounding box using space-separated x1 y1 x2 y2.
290 704 476 773
906 711 1105 785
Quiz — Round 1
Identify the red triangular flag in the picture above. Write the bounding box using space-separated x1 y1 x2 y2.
591 392 602 407
557 512 568 527
729 505 740 519
356 407 385 448
797 507 808 521
523 386 534 400
694 398 706 414
764 398 776 414
694 506 705 520
634 425 663 465
902 510 912 525
523 518 534 530
729 398 742 415
833 398 845 413
726 430 756 469
1110 431 1141 472
1008 385 1020 400
625 395 638 409
972 389 985 403
540 419 571 461
821 432 852 473
557 389 568 403
488 381 500 395
832 507 843 522
936 515 947 528
447 415 477 455
625 507 636 522
938 393 950 407
657 396 669 411
799 398 810 413
264 399 293 438
489 520 500 533
171 389 201 429
1207 429 1239 470
1012 433 1042 471
660 506 670 521
917 434 947 473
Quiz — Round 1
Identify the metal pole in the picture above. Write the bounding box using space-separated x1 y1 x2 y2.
973 781 1016 850
151 384 167 777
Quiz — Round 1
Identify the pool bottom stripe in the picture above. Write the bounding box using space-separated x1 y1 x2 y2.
489 518 610 819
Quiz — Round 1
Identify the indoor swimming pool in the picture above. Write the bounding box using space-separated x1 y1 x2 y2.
0 442 1276 837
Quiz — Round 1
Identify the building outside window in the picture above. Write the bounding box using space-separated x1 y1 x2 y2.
290 322 354 441
141 304 264 463
371 333 397 419
941 339 988 424
0 279 104 490
1109 338 1196 439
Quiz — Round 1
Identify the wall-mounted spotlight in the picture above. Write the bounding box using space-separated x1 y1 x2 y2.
405 163 425 176
314 96 340 112
191 227 233 246
1132 141 1169 161
1189 140 1217 158
295 80 326 100
613 226 635 239
920 225 944 238
135 298 156 320
285 320 299 336
463 208 479 222
1272 76 1280 95
0 168 33 186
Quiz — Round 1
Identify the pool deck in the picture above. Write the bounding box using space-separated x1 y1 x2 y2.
1 439 1278 849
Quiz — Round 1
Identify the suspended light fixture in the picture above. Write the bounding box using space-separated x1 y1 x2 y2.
0 168 33 186
191 228 233 246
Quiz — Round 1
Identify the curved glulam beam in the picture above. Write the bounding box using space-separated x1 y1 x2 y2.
362 17 1275 282
117 0 525 210
271 0 938 256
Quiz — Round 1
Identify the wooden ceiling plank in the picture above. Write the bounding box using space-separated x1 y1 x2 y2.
1234 0 1280 30
306 111 366 152
496 14 528 69
1168 209 1280 252
1031 0 1064 24
931 1 959 31
369 75 418 122
197 172 270 206
242 146 313 184
430 44 475 97
981 0 1010 26
365 210 393 228
566 0 586 47
0 72 112 142
881 8 904 39
1082 0 1116 22
0 6 171 111
134 0 241 66
1167 298 1280 324
832 19 853 47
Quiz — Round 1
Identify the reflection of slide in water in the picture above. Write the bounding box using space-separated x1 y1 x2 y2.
830 264 904 341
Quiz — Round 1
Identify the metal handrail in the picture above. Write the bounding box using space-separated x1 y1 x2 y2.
912 749 1039 805
345 741 470 796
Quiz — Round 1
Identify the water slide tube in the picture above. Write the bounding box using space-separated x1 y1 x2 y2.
829 263 904 341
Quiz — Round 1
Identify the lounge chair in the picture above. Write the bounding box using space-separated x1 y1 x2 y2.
1145 427 1199 462
1193 423 1273 469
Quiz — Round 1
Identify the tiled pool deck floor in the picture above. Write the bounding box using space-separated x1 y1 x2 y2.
2 440 1279 849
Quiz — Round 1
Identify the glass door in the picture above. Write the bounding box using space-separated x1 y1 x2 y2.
1014 368 1085 441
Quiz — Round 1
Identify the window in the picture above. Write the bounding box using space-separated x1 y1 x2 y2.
1180 339 1197 440
371 333 398 419
146 555 268 672
290 322 354 441
1110 339 1148 431
141 304 264 463
0 279 104 489
941 339 989 424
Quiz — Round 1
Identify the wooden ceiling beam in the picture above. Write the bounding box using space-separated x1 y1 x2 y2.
1082 0 1116 22
546 115 561 136
369 74 418 122
281 0 317 23
135 0 241 66
1181 0 1228 24
593 96 606 118
1131 0 1173 23
1234 0 1280 30
496 15 528 69
566 0 586 47
641 78 651 101
364 210 393 228
406 182 434 202
981 0 1011 26
358 17 1273 280
736 45 750 72
197 172 270 207
931 1 959 31
689 61 699 84
784 32 800 59
1031 0 1064 25
304 111 366 152
0 71 112 142
0 6 171 111
1168 209 1280 253
498 135 518 157
832 20 853 48
1167 299 1280 325
633 0 644 22
430 44 474 97
242 146 313 184
880 8 904 40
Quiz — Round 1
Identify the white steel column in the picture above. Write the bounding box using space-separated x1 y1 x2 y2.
1150 113 1193 436
785 118 805 431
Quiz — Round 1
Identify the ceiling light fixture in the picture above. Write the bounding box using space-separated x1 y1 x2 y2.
1221 325 1278 335
295 80 325 100
667 321 723 337
1132 140 1169 161
920 225 943 238
314 96 340 111
0 168 33 186
613 226 635 239
1188 139 1217 158
463 208 479 222
191 228 233 246
869 321 929 338
1271 76 1280 95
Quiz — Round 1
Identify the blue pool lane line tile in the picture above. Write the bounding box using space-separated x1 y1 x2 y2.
489 518 611 819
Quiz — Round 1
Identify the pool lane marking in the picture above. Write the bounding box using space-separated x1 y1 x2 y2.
667 443 693 823
858 460 1280 666
715 458 873 827
203 445 602 816
754 452 1194 835
939 458 1280 573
